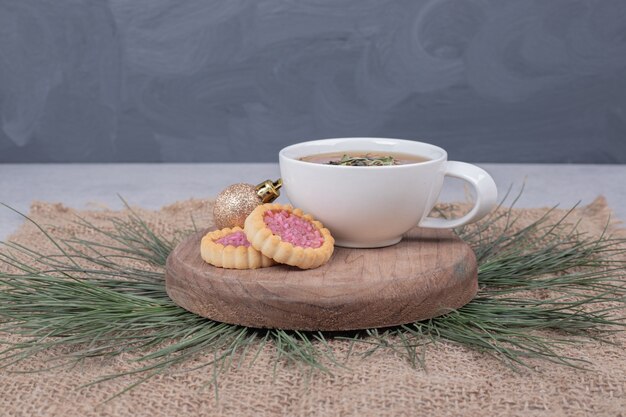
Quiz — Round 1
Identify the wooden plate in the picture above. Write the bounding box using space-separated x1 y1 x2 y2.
165 228 477 331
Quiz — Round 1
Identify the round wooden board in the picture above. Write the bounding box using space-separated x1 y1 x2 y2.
165 227 478 331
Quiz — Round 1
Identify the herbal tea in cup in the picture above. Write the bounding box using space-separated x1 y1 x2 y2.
299 151 430 166
279 137 497 248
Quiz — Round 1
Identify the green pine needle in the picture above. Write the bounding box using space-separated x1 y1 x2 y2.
0 191 625 400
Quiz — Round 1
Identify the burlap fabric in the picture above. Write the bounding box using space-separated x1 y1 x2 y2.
0 198 624 417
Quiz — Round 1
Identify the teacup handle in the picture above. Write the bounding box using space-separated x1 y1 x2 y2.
419 161 498 229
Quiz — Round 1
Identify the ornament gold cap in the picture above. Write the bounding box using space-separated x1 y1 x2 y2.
255 179 282 203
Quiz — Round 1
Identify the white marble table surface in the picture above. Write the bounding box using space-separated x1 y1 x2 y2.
1 163 625 241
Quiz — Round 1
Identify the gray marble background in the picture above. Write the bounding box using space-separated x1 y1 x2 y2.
1 0 625 163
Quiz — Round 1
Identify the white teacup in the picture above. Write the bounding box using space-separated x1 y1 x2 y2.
279 138 498 248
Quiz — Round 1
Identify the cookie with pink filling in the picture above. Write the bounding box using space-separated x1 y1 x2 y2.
244 203 334 269
201 226 275 269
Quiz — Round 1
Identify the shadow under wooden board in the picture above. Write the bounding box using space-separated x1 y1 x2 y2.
165 228 478 331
